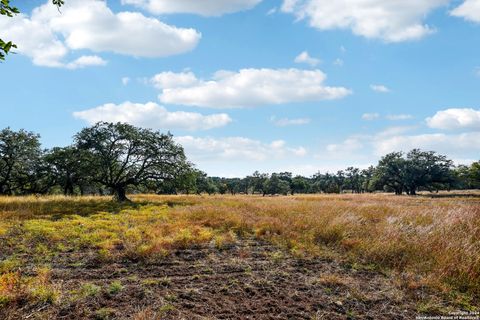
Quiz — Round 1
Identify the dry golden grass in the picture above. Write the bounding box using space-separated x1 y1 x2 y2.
0 193 479 309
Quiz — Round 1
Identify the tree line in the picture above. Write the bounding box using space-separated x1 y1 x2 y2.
1 122 479 200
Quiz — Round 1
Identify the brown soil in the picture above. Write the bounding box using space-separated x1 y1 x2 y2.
1 238 442 319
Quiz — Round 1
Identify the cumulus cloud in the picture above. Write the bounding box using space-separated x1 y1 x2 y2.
281 0 448 42
0 0 200 67
373 132 480 156
294 51 321 66
153 68 351 108
151 71 199 89
121 0 262 16
426 108 480 130
362 113 380 121
376 126 417 138
270 116 311 126
176 136 307 162
66 55 107 69
73 101 232 131
451 0 480 23
325 137 364 158
370 84 391 93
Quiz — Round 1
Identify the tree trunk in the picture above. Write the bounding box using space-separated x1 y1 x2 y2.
64 179 74 196
113 186 130 202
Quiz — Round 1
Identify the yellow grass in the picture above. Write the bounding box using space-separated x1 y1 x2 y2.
0 193 479 308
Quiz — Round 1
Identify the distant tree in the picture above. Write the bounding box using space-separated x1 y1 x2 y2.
291 175 308 195
312 172 341 194
44 146 91 195
373 149 453 195
470 161 480 188
345 167 362 193
75 122 187 201
0 128 43 195
263 173 290 196
452 165 474 190
373 152 406 195
239 176 252 194
361 166 376 193
251 171 269 196
402 149 452 195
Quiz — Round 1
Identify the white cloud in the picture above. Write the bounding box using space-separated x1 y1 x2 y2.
386 114 413 121
121 0 262 16
451 0 480 23
0 0 200 67
294 51 321 66
66 55 107 69
281 0 448 42
175 136 308 162
154 68 351 108
376 125 417 138
122 77 131 86
426 108 480 130
362 113 380 121
73 101 232 131
370 84 391 93
325 137 364 158
151 71 199 89
270 116 311 126
373 132 480 156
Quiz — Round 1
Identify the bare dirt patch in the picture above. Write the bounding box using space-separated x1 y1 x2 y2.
1 237 439 319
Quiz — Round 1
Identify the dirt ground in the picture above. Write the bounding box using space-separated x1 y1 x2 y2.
1 237 443 320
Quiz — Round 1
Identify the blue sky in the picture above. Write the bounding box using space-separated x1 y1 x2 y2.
1 0 480 177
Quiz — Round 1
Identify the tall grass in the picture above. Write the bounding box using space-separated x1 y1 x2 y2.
0 193 479 307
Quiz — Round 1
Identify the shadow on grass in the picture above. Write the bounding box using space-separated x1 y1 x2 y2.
0 195 200 220
0 198 150 220
418 193 480 199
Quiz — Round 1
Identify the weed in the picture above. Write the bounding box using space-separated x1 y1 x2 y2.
95 307 116 320
79 283 101 298
108 281 123 295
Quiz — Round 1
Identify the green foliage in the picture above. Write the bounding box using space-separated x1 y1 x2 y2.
0 0 19 60
0 128 43 195
44 146 92 195
374 149 453 195
263 173 291 195
75 122 188 201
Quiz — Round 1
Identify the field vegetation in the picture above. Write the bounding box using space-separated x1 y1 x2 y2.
0 193 479 318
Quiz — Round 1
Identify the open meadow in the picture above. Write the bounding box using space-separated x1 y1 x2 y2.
0 193 479 319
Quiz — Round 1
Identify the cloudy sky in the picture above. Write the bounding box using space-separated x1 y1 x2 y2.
1 0 480 177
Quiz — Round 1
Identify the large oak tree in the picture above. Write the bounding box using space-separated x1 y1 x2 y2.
75 122 188 201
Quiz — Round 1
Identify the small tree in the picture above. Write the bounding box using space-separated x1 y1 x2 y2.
373 152 406 195
263 173 290 195
403 149 452 195
470 161 480 189
0 128 43 195
44 146 90 195
291 175 308 195
75 122 187 201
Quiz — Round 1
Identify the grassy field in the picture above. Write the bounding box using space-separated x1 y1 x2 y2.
0 193 479 319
